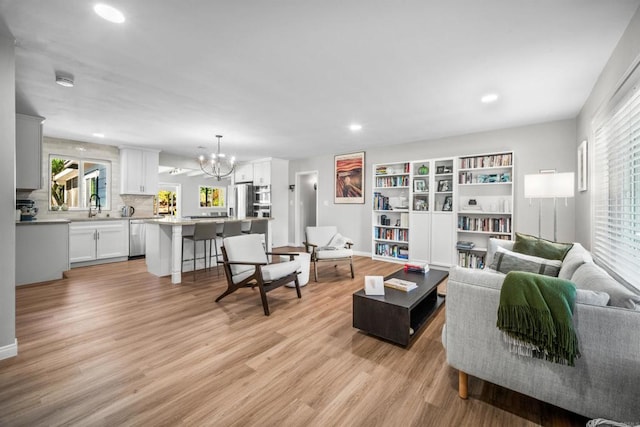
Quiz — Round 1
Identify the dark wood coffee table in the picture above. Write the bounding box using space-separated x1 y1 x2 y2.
352 268 448 347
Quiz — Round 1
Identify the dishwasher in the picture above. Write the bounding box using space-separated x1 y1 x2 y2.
129 219 146 258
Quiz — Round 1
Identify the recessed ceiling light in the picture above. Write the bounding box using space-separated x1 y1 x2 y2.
481 93 499 104
94 4 125 23
55 75 74 87
92 133 105 138
349 123 363 132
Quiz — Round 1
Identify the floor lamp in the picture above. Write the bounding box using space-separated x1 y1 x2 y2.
524 171 575 241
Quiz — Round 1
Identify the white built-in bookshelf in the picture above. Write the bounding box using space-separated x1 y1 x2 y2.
372 151 514 268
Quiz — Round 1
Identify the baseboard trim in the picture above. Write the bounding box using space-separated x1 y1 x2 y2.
0 338 18 361
353 250 370 257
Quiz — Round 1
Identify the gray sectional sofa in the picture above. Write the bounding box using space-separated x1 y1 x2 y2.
443 241 640 421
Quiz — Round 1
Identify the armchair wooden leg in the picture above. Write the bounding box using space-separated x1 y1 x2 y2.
313 260 318 282
257 283 270 316
349 258 354 278
458 371 468 399
294 277 301 299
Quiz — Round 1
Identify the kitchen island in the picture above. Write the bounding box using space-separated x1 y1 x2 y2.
145 217 272 284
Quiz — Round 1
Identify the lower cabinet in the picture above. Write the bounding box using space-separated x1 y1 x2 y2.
430 213 455 267
16 222 69 285
70 221 129 264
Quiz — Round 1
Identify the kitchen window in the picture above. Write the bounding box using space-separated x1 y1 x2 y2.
49 155 111 211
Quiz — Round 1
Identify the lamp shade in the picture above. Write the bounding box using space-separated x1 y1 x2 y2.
524 172 575 198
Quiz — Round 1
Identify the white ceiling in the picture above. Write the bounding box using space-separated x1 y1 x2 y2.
2 1 639 162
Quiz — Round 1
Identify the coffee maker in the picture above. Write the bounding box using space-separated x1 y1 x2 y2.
17 199 38 221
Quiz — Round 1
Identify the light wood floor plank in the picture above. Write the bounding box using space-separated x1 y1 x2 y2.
0 255 587 426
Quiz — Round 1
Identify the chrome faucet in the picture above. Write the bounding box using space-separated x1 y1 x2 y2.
89 193 102 218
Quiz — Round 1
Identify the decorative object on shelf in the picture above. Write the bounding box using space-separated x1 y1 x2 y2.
438 179 452 192
414 198 428 211
436 166 445 174
335 151 365 204
524 170 574 241
414 179 427 192
418 164 429 175
198 135 236 180
578 140 588 192
443 196 453 211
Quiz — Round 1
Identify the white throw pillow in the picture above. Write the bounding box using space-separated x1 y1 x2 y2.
328 233 348 248
485 238 515 268
489 246 562 277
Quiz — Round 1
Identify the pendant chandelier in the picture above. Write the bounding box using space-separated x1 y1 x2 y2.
198 135 236 180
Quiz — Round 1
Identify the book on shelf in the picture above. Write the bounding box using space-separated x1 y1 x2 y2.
456 241 475 250
404 262 429 273
384 278 418 292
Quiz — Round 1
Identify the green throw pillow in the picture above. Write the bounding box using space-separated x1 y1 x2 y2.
512 232 573 261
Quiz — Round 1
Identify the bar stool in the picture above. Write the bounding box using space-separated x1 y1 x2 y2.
244 219 268 249
182 222 219 281
213 220 244 274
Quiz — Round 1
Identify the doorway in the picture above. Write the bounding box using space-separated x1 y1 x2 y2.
294 171 318 246
158 182 181 217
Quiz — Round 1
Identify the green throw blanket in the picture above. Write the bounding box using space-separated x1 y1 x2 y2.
497 271 580 366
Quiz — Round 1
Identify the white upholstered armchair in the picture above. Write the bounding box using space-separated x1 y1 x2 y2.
216 234 302 316
303 226 354 281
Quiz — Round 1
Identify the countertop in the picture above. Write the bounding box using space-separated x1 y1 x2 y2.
145 217 272 226
16 216 162 225
16 219 71 225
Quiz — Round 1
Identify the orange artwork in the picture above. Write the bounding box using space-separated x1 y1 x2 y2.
335 151 365 204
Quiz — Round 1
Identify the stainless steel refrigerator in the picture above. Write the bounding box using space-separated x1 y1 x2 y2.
234 183 255 218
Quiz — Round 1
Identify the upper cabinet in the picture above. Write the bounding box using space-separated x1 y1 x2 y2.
253 160 271 186
120 147 159 195
234 163 254 183
16 114 45 190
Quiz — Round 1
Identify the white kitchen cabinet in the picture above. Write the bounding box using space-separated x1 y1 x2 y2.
16 222 69 285
16 114 45 190
234 162 254 183
120 147 159 195
69 220 129 265
253 160 271 186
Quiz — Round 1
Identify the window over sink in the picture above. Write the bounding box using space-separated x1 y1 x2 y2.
49 155 111 211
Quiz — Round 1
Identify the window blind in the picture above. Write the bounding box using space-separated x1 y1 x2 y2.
593 80 640 291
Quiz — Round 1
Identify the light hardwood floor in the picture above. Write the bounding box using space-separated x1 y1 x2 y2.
1 254 587 426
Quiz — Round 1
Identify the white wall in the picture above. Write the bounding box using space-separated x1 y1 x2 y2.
576 7 640 249
288 119 577 253
1 29 16 356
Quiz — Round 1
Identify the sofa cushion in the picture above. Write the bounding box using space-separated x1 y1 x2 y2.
558 243 593 280
575 289 609 306
485 238 515 268
512 232 573 261
572 262 640 310
488 246 562 277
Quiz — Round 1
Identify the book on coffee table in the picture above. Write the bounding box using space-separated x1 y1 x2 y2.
384 278 417 292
